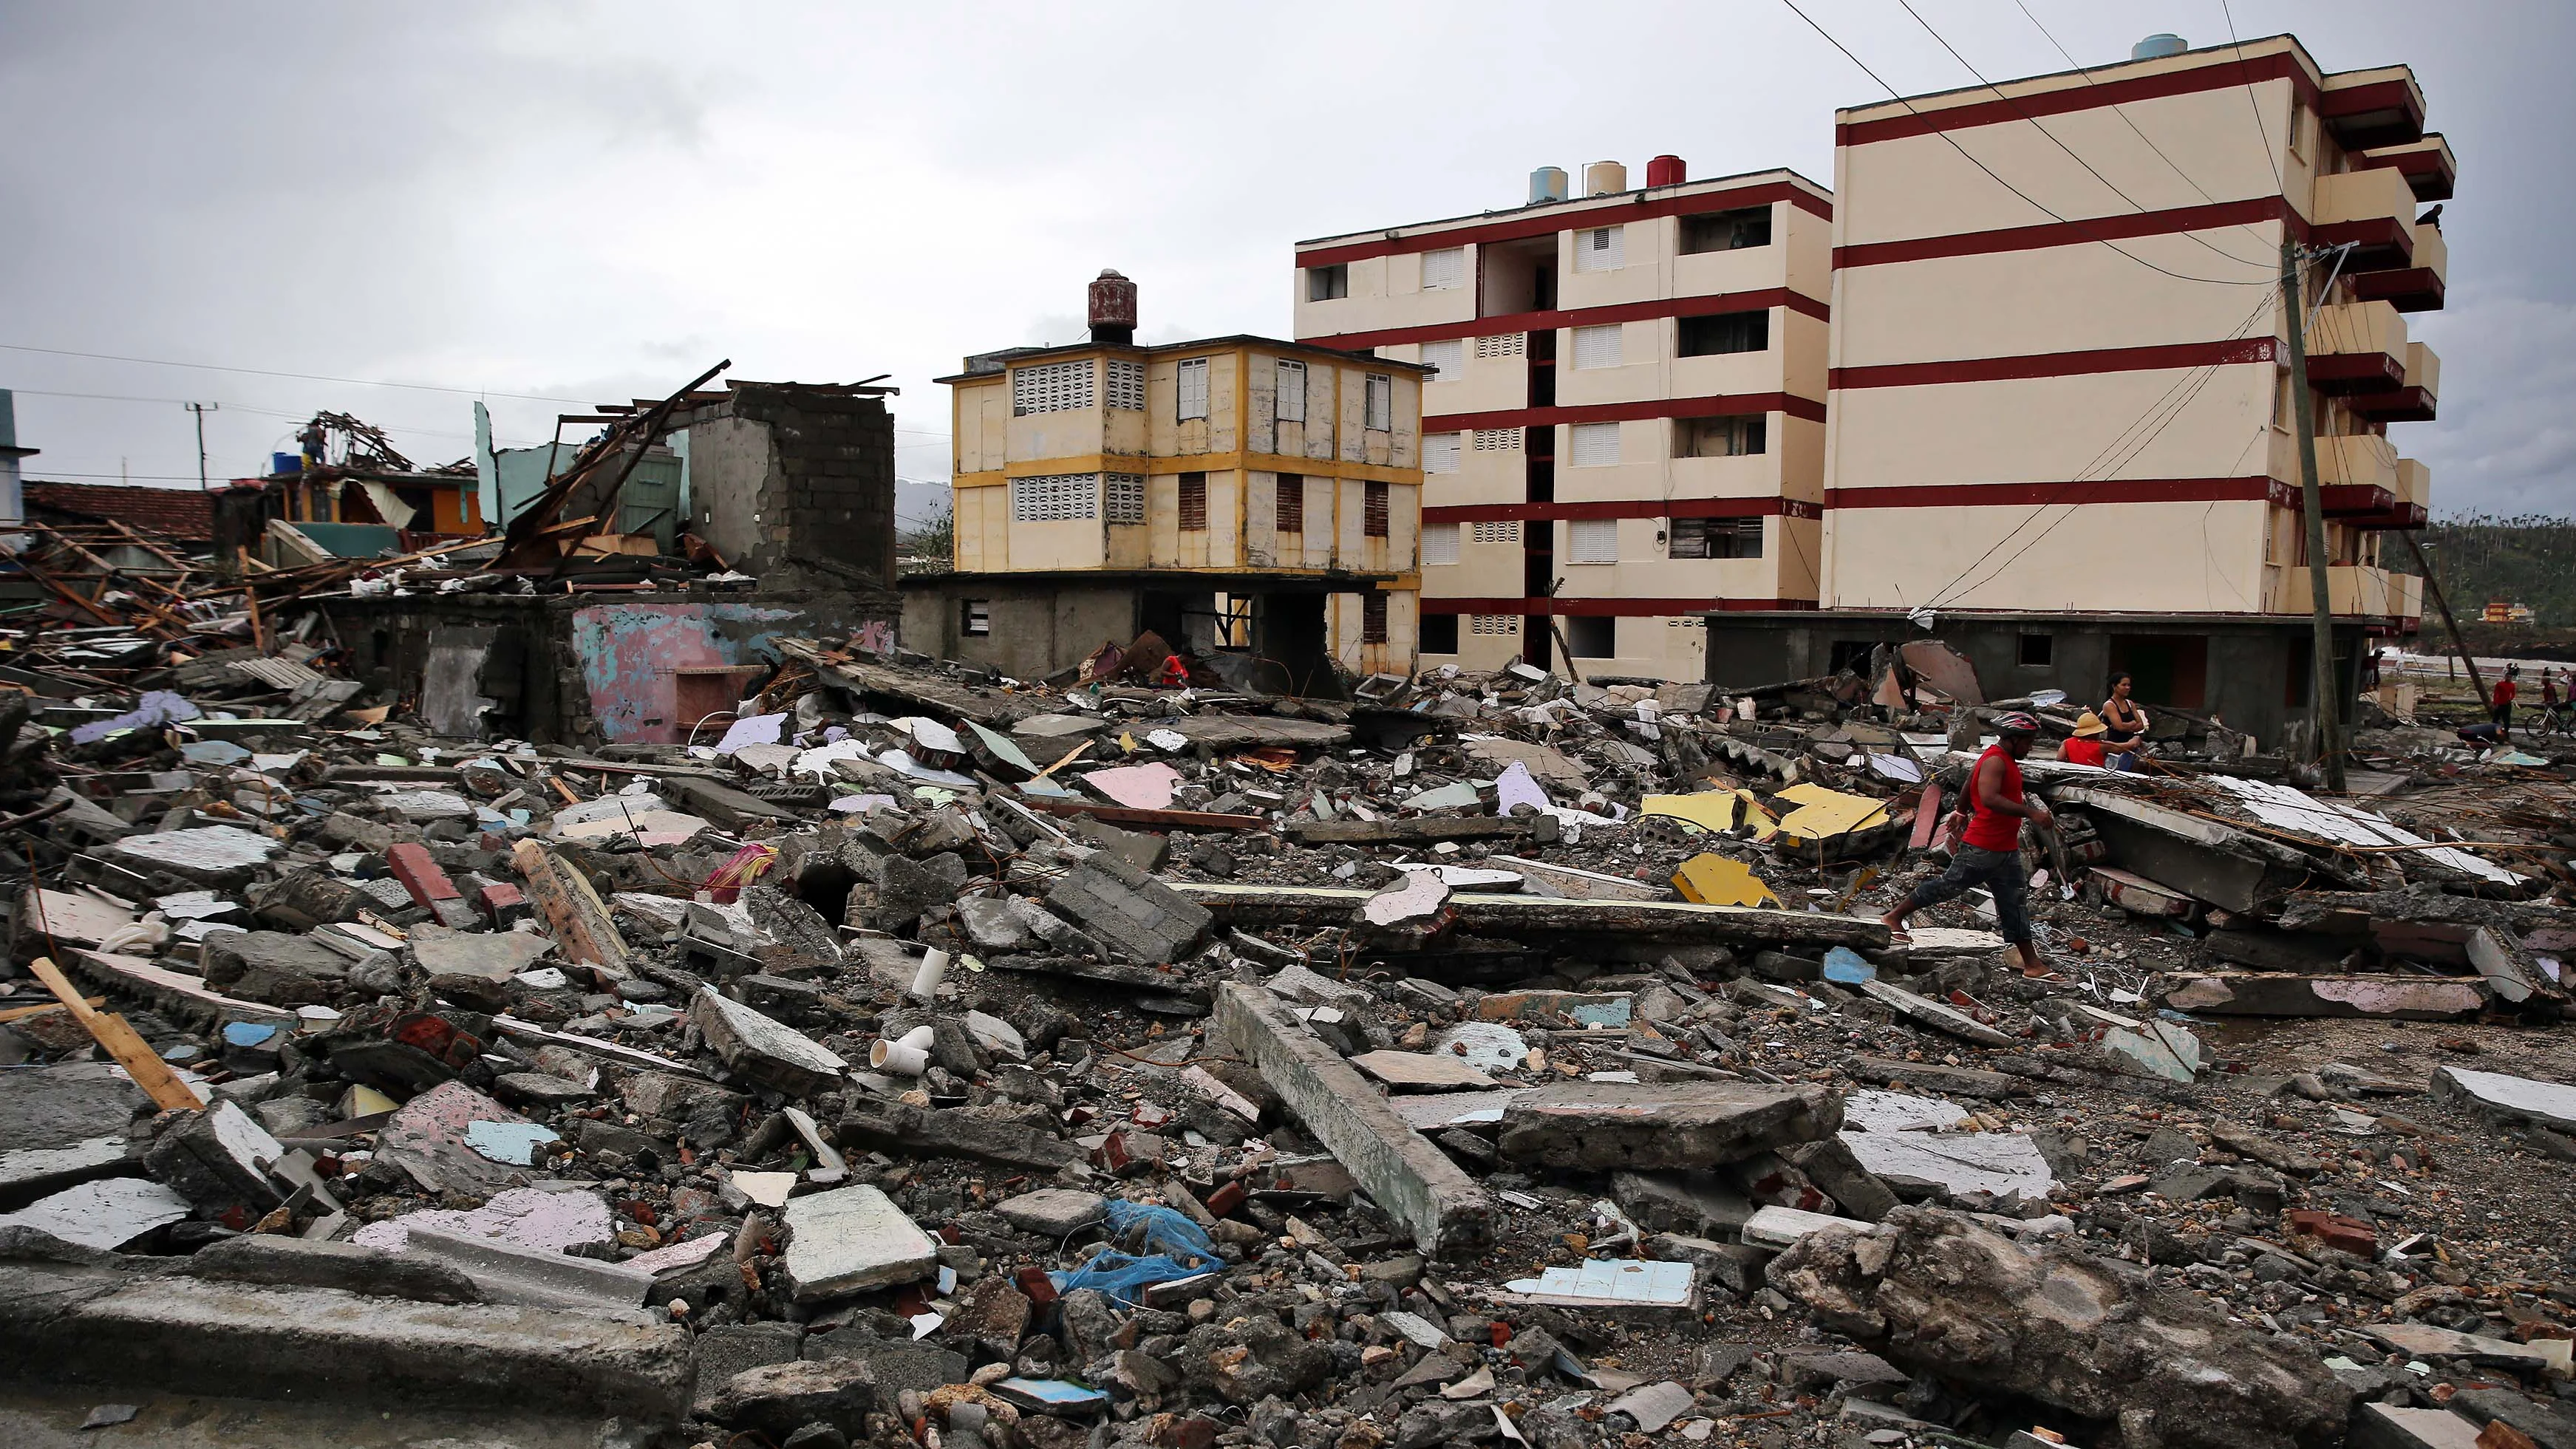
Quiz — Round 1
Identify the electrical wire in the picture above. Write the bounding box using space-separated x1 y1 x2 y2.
1778 0 2275 287
2220 0 2291 195
1897 0 2274 270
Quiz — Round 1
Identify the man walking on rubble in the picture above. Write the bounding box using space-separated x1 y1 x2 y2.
1880 712 2054 978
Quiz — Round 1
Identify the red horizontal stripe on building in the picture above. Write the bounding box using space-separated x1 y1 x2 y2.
1295 181 1831 267
1824 476 2297 509
1835 197 2289 270
1424 597 1822 616
1301 288 1828 352
1426 497 1822 523
1830 336 2277 389
1837 50 2310 147
1427 392 1827 432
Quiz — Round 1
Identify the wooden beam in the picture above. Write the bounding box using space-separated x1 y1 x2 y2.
27 955 206 1111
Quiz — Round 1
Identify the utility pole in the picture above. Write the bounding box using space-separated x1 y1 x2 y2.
2279 238 2346 791
183 402 219 490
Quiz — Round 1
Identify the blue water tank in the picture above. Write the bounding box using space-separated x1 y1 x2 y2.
271 451 301 475
2132 33 2187 61
1529 166 1569 205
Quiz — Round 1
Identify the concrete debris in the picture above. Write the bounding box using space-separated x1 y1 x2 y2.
780 1184 938 1301
1494 1083 1841 1170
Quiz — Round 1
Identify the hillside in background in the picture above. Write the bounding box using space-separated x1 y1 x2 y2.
2394 514 2576 630
895 478 951 531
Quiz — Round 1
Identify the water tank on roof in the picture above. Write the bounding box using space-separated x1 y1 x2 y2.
1645 154 1686 188
271 452 301 475
1584 160 1628 196
1529 166 1569 205
2133 33 2187 60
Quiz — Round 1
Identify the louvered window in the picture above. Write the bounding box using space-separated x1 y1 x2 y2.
1569 518 1618 564
1105 360 1145 411
1011 473 1097 522
1421 247 1465 290
1275 361 1307 423
1363 481 1389 537
1471 521 1517 545
1012 360 1094 415
1275 474 1304 533
1176 358 1210 420
1574 225 1624 273
1570 422 1621 467
1179 472 1208 531
1104 473 1145 524
1474 333 1524 360
1364 374 1393 432
1362 592 1388 644
1420 338 1462 383
1471 429 1519 451
1421 522 1460 565
1422 432 1461 474
1572 324 1623 370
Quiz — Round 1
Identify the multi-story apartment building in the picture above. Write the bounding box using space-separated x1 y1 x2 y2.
1294 161 1833 681
910 273 1428 692
1706 33 2447 751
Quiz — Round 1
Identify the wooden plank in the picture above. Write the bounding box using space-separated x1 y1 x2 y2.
27 955 206 1111
511 840 630 970
1012 795 1267 833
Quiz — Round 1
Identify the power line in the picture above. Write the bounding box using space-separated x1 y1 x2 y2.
2220 0 2290 195
1777 0 2275 286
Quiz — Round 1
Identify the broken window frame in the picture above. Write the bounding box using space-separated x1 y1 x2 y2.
1678 205 1774 254
1666 514 1764 559
1308 264 1348 301
1677 310 1770 358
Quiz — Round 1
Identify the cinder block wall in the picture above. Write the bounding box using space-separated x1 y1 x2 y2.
692 385 897 593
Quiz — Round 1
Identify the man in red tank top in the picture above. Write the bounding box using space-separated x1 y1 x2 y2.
1879 712 2054 977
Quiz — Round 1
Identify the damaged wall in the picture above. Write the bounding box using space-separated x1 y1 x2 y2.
901 576 1137 681
687 383 899 593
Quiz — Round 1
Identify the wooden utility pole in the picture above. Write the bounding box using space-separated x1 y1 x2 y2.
2399 530 2487 707
2280 239 2347 791
183 401 218 490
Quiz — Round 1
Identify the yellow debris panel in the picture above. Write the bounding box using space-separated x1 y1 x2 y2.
1672 852 1779 908
1738 790 1779 843
1773 783 1891 840
1640 791 1737 833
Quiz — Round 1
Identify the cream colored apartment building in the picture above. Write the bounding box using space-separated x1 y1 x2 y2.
1817 32 2444 630
1294 162 1833 681
933 282 1428 686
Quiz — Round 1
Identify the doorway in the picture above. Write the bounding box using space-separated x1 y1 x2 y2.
2108 634 2209 710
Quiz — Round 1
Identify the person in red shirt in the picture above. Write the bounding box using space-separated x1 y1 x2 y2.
2492 666 2520 734
1157 652 1193 690
1881 712 2054 977
2060 712 2112 768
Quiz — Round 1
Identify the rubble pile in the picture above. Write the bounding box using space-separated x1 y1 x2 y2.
3 628 2575 1449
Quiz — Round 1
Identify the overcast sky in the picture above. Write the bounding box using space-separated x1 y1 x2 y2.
3 1 2568 520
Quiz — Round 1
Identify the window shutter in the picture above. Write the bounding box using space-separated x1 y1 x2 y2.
1275 474 1304 533
1179 473 1208 531
1569 518 1618 564
1422 433 1461 474
1176 358 1210 420
1574 225 1625 273
1570 422 1621 467
1572 324 1623 370
1363 481 1389 537
1421 248 1465 290
1421 522 1460 565
1275 361 1306 423
1365 374 1393 432
1362 591 1388 644
1421 338 1462 382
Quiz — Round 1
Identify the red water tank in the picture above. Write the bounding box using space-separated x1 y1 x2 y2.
1088 269 1137 344
1645 154 1686 188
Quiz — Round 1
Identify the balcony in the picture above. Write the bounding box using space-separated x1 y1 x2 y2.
2351 222 2446 313
2343 457 2433 531
2316 431 2398 519
2304 300 2408 394
2274 564 2415 621
2320 66 2426 151
2351 341 2439 423
2355 134 2455 203
2310 168 2416 273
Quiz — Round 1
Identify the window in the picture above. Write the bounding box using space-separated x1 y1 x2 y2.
1679 311 1769 356
1275 360 1307 423
1422 432 1462 474
1680 206 1773 253
1569 518 1618 564
1176 358 1210 420
1362 591 1388 644
1566 616 1616 658
1308 264 1347 301
1474 333 1524 360
1572 324 1623 370
1470 613 1518 636
1105 359 1145 411
1012 359 1094 415
1105 473 1145 524
1275 474 1304 532
1012 472 1097 522
1570 422 1621 467
2274 368 2295 431
1179 472 1208 531
1680 415 1767 457
1471 428 1520 451
1420 613 1459 653
1363 480 1389 537
1365 373 1393 432
961 600 991 637
1574 225 1625 273
1421 247 1465 290
1667 516 1764 559
2286 104 2309 158
1421 522 1460 565
1471 521 1516 545
2019 633 2054 668
1421 338 1463 383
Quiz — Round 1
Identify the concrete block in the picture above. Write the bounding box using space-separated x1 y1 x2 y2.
141 1099 287 1214
395 1223 655 1313
201 930 349 1006
780 1184 938 1302
1213 983 1491 1257
1496 1083 1842 1171
2348 1403 2486 1449
996 1187 1107 1238
692 1321 809 1416
1044 853 1210 964
691 986 848 1097
180 1232 481 1303
0 1062 142 1210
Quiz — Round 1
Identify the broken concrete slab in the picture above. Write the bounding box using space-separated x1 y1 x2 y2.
2369 1321 2573 1376
0 1176 189 1249
2163 973 2487 1020
181 1233 481 1304
839 1099 1082 1170
1182 882 1892 951
140 1099 287 1215
1494 1083 1841 1172
100 825 282 888
1839 1091 2057 1201
1350 1050 1498 1091
996 1187 1107 1238
374 1081 539 1196
352 1187 617 1257
393 1223 655 1314
1045 850 1212 964
2433 1066 2576 1133
2348 1403 2487 1449
411 924 553 986
201 930 350 1006
1214 982 1491 1257
1856 979 2014 1048
690 986 848 1097
780 1184 938 1302
0 1062 143 1208
712 1357 880 1442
